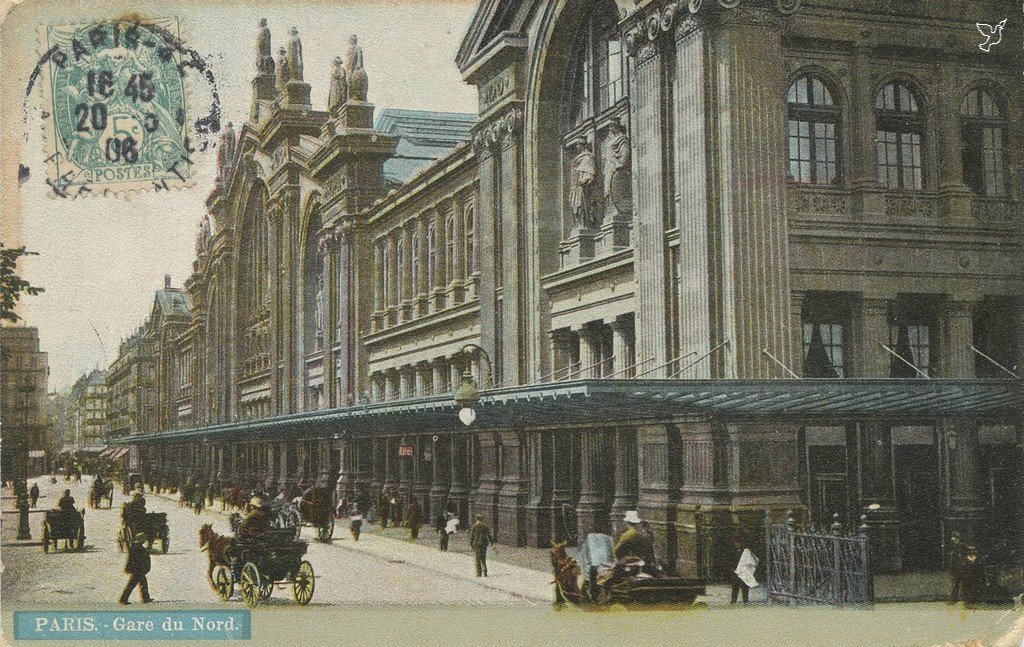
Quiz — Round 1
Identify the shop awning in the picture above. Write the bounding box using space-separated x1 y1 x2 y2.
111 378 1021 446
108 447 130 460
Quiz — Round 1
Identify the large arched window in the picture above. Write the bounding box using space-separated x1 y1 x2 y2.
410 229 420 297
787 73 840 185
381 244 390 307
239 184 270 316
445 215 455 285
961 89 1006 196
565 5 626 126
875 82 924 190
302 208 324 354
426 221 437 290
464 204 476 277
396 238 406 302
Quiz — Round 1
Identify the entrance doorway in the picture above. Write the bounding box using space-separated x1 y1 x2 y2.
893 426 941 570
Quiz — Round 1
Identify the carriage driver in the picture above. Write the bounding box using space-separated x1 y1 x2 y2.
238 497 271 539
56 489 76 512
613 510 657 572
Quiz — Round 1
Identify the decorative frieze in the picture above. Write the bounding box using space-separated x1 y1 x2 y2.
789 187 852 217
885 194 937 220
471 106 522 155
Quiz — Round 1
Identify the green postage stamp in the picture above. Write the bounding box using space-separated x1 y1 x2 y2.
38 18 193 196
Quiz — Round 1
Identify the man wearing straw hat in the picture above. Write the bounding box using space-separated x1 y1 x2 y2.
613 510 656 571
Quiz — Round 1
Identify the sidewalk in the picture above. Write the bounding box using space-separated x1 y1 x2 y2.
143 488 949 605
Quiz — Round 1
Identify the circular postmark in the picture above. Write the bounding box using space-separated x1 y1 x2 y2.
25 15 221 198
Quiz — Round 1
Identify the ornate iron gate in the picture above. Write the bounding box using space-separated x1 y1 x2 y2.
765 511 872 606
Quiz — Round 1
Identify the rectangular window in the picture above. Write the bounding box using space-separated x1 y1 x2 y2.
381 246 390 306
596 34 623 111
889 299 936 377
801 293 850 378
982 126 1004 196
410 231 420 296
445 216 456 284
876 130 922 190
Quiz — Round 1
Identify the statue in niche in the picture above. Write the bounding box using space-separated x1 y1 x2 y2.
568 140 598 229
314 272 326 349
195 214 211 255
604 119 632 216
327 57 347 111
215 121 236 186
344 35 368 102
256 18 273 75
287 27 303 82
275 47 290 92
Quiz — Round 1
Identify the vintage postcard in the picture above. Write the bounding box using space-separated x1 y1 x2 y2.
1 0 1022 645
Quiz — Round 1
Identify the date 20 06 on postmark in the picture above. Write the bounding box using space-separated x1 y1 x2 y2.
38 18 194 196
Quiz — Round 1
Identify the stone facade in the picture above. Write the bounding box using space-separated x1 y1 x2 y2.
1 326 50 479
122 2 1023 578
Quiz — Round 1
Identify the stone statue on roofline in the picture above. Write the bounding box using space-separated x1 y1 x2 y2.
215 121 236 187
328 57 347 111
256 18 274 75
276 47 290 92
287 27 304 82
344 34 368 102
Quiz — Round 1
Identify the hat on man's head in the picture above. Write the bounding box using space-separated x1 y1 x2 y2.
250 497 263 508
623 510 642 525
133 532 148 543
474 514 483 521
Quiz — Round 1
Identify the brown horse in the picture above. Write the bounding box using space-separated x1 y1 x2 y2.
550 541 583 606
222 487 248 511
198 523 233 584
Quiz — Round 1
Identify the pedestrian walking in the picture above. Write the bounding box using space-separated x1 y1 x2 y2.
434 509 448 551
948 531 968 603
960 545 986 605
730 536 759 604
29 483 39 508
469 514 493 577
377 491 389 529
119 532 153 605
406 498 422 541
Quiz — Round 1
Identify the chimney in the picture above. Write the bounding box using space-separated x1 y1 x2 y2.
164 274 171 289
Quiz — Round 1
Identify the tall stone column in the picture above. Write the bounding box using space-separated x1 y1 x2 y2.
550 431 576 542
497 431 528 546
578 326 602 378
790 291 806 377
355 437 372 503
432 360 447 395
610 428 638 534
369 436 384 495
609 316 634 377
335 436 356 502
277 441 292 493
576 430 609 537
525 430 553 547
432 206 447 311
628 31 670 377
399 438 413 497
449 434 470 522
452 196 465 293
429 435 451 518
943 418 985 549
373 241 384 315
637 425 683 573
383 437 398 494
412 435 432 514
854 297 891 377
936 62 972 225
386 234 398 322
401 224 414 321
849 43 885 218
710 9 793 378
470 432 500 536
941 300 975 378
448 354 463 391
414 362 429 398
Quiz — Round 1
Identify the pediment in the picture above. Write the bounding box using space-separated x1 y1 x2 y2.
457 0 535 74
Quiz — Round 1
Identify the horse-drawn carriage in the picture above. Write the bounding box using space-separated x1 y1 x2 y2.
267 487 335 542
201 524 315 609
551 533 705 608
89 479 114 509
117 504 169 553
42 508 85 553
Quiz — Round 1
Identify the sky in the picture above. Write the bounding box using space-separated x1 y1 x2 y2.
1 0 479 390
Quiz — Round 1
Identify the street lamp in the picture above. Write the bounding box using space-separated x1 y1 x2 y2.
453 343 492 427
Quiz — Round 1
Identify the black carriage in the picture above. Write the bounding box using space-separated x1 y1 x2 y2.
42 508 85 553
89 480 115 509
118 505 170 553
209 528 315 609
268 489 335 542
552 533 705 608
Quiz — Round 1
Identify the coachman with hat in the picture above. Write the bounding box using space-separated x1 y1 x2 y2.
613 510 657 573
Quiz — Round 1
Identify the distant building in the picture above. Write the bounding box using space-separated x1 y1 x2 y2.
65 369 109 453
1 326 50 479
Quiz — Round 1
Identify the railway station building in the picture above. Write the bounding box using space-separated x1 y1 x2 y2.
120 0 1023 579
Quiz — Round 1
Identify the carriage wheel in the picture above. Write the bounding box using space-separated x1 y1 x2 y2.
292 560 314 605
42 524 50 553
317 517 335 542
211 564 233 602
259 581 273 600
239 562 261 609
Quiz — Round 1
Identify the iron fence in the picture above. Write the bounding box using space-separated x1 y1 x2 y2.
765 510 872 606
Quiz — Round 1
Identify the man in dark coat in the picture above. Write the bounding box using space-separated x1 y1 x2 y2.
406 498 422 541
948 531 968 603
56 489 76 512
238 497 270 539
29 483 39 507
613 511 656 568
119 533 153 604
469 514 493 577
377 491 390 529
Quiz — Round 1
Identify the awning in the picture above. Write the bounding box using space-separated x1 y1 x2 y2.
98 448 114 458
108 447 130 460
112 378 1021 446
